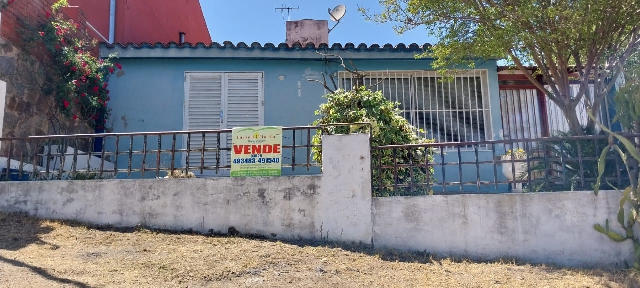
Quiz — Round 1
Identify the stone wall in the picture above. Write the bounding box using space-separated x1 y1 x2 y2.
0 0 97 144
0 41 91 138
0 40 92 160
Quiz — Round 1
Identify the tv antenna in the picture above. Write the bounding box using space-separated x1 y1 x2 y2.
275 5 299 21
328 4 346 33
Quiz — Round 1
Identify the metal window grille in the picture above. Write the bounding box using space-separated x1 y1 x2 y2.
338 70 492 148
499 88 543 150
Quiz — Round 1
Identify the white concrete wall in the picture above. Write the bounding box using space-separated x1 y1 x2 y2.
373 191 634 268
318 134 372 243
0 134 373 244
0 132 635 268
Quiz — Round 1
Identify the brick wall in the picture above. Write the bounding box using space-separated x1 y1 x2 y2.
1 0 99 56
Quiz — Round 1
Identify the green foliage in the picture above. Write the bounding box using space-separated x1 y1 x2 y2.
617 46 640 132
614 79 640 133
22 0 122 129
525 130 625 192
362 0 640 135
590 112 640 270
311 86 436 197
51 0 68 12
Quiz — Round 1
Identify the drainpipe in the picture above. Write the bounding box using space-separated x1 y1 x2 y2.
108 0 116 43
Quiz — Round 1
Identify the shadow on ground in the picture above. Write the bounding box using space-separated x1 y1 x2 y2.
2 211 639 287
0 256 89 288
0 211 57 251
0 212 89 288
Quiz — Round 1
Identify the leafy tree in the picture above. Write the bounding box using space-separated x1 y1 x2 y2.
311 86 436 196
361 0 640 135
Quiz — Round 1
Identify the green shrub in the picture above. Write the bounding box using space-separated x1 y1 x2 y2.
311 86 436 196
526 129 625 192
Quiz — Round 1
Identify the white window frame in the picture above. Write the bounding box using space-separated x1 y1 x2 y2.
182 71 264 175
338 70 493 147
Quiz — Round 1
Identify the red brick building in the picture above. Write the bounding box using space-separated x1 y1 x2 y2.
0 0 211 139
67 0 211 44
1 0 211 45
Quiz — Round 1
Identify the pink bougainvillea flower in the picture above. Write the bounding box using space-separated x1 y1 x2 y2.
108 67 114 74
39 32 45 36
73 115 77 120
102 82 108 88
93 86 99 93
46 11 51 18
106 90 110 94
81 62 87 67
81 93 86 97
63 99 70 108
74 98 79 104
64 61 70 66
71 66 77 72
115 63 122 70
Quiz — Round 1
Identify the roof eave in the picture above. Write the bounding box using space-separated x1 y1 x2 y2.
99 41 436 60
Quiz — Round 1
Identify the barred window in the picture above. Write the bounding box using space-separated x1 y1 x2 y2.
339 70 491 144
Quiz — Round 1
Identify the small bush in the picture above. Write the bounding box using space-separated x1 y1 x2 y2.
66 172 115 180
165 169 196 179
311 86 436 196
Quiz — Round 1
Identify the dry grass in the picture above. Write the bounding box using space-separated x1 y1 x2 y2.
0 212 638 288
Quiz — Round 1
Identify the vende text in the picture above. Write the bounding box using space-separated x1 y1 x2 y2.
233 144 281 155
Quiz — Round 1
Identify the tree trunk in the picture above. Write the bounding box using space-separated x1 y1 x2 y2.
560 105 585 136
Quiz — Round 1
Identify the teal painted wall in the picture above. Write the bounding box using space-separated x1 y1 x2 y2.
103 56 509 191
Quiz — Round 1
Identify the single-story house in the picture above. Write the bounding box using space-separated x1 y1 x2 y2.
100 38 506 183
98 20 617 192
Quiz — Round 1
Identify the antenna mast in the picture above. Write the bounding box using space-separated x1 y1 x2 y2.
275 5 299 21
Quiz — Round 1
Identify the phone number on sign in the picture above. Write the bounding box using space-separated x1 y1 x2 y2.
233 157 280 164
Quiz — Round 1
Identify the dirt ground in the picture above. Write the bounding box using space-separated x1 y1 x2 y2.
0 212 638 288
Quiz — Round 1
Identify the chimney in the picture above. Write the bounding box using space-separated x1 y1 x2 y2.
285 19 328 46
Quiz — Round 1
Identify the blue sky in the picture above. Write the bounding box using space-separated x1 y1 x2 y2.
200 0 437 45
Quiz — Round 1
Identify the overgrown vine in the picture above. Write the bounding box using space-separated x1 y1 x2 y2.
21 0 121 129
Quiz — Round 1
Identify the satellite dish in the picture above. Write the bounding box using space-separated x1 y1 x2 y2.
328 4 346 33
328 4 346 22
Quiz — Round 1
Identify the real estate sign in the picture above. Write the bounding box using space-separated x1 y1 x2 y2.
230 126 282 177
